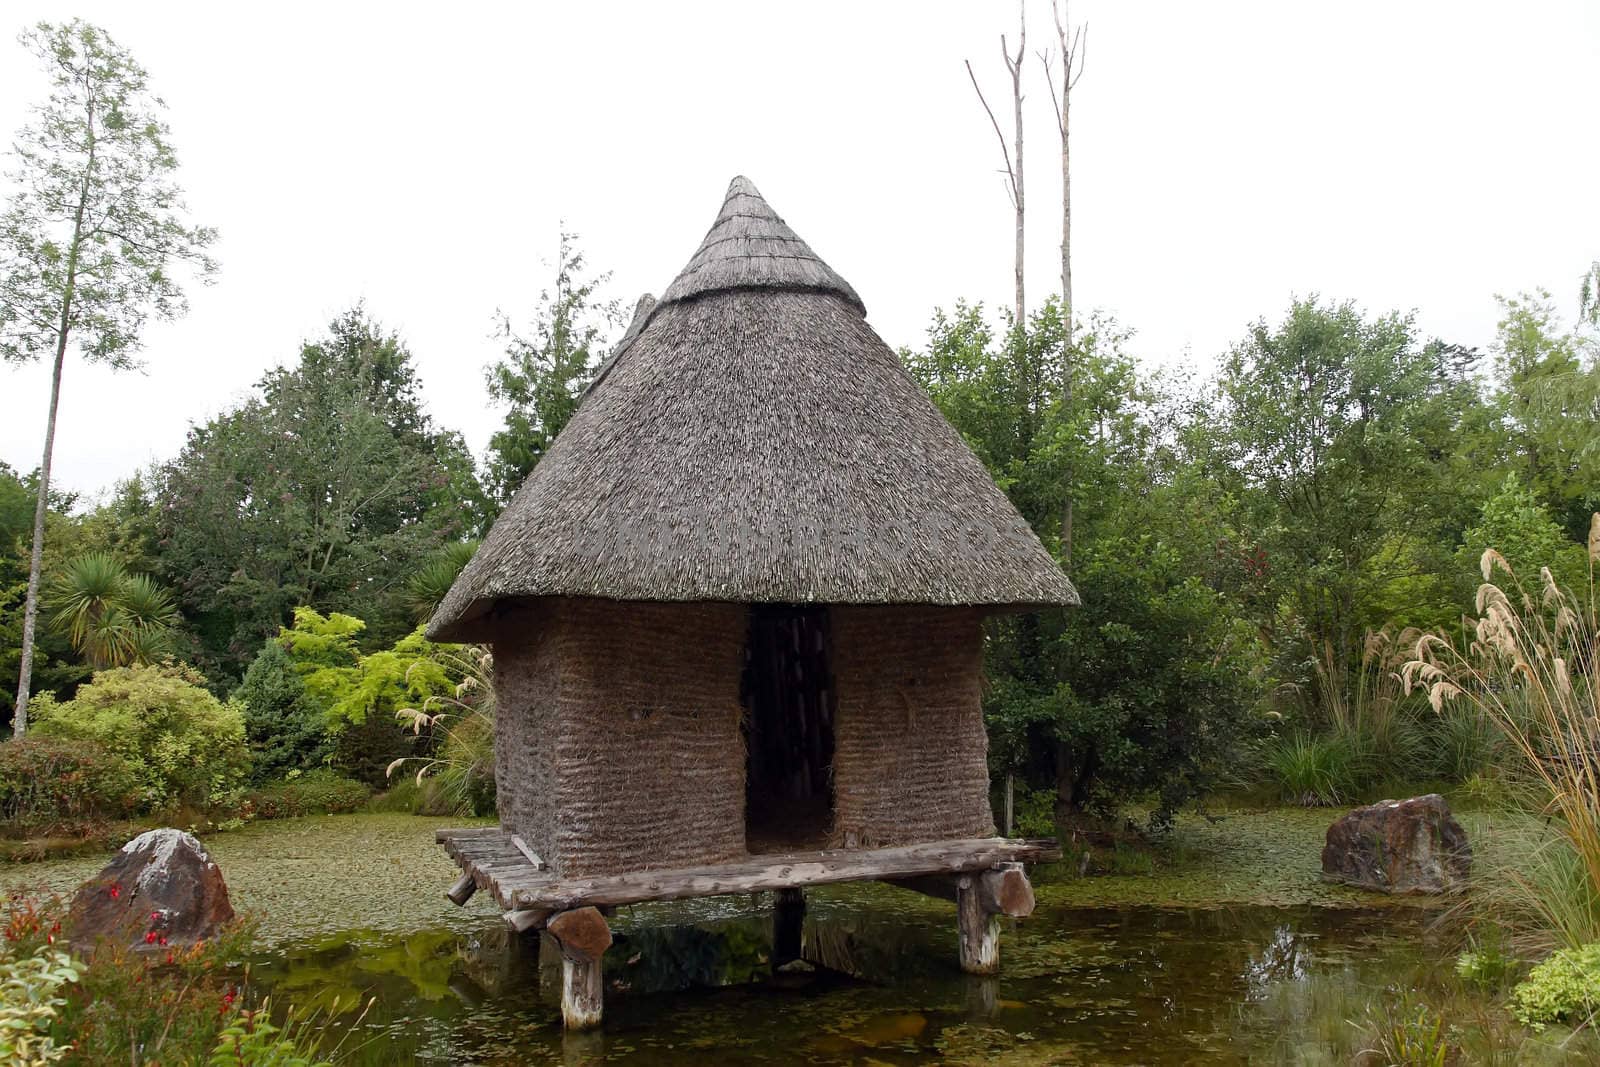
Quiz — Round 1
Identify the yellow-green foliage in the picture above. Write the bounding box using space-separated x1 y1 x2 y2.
279 610 456 729
32 663 248 810
0 949 82 1066
1510 943 1600 1030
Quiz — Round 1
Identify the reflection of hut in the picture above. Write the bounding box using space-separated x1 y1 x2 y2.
429 176 1075 1029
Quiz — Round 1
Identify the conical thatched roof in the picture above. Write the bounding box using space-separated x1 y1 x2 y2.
428 176 1076 640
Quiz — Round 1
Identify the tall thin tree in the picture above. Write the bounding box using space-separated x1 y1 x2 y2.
966 1 1028 323
0 20 216 733
1041 0 1086 566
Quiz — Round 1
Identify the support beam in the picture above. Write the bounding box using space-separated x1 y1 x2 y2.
956 874 1000 975
504 837 1061 910
886 863 1036 917
772 887 805 968
504 908 553 934
547 907 613 1031
445 873 477 906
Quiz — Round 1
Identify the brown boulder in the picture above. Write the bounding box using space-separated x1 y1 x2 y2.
68 828 235 950
1321 794 1471 894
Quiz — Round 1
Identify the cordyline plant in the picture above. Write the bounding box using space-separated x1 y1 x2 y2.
1404 513 1600 950
1 20 216 734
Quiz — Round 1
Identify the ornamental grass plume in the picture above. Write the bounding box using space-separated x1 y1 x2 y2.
1405 514 1600 951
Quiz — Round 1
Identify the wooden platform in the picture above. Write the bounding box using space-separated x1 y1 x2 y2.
437 827 1061 912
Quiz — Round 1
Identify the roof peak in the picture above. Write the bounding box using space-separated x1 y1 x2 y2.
657 175 865 313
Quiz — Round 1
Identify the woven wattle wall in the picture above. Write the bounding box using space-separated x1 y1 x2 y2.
491 602 561 867
547 598 747 877
830 605 994 847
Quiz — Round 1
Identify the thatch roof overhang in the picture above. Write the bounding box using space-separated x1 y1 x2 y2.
428 176 1077 641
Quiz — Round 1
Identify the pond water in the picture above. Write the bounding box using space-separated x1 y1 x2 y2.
246 888 1449 1065
0 813 1494 1063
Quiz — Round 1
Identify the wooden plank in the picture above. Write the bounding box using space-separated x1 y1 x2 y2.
508 837 1060 910
510 835 546 870
437 826 503 844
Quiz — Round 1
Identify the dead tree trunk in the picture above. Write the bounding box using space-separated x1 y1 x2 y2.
1043 0 1087 568
966 1 1028 323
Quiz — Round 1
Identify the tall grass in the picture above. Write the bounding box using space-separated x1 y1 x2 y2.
388 645 497 817
1406 514 1600 952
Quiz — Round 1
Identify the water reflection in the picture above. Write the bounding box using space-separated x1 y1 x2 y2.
247 892 1444 1065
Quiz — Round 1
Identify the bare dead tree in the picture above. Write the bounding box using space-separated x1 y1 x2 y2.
1040 0 1086 568
966 1 1027 323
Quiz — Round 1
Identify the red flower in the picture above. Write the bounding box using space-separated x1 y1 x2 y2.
144 931 158 944
108 884 121 900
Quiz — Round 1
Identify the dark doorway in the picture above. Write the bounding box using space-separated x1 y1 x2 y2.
742 605 836 854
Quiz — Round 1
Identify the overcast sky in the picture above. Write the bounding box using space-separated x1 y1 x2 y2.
3 1 1598 499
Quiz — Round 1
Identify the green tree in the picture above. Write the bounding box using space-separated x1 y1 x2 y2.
484 231 619 505
907 300 1260 827
1213 298 1478 701
0 20 216 734
231 639 328 781
44 552 178 668
0 465 85 729
155 310 483 686
1491 291 1600 541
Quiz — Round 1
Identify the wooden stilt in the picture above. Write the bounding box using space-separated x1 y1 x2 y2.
446 873 477 906
772 887 805 967
560 955 604 1031
956 874 1000 975
548 907 613 1030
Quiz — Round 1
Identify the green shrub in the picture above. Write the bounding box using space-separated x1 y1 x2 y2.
1266 731 1363 806
1510 943 1600 1030
32 663 250 811
0 736 140 829
232 641 330 782
243 771 370 820
0 948 82 1066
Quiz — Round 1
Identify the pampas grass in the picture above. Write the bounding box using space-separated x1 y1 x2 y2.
1406 514 1600 952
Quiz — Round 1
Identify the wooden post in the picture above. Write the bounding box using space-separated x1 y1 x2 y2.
547 907 612 1031
956 874 1000 975
772 887 805 968
446 873 477 906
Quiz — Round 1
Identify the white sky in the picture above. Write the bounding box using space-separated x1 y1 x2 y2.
2 1 1598 499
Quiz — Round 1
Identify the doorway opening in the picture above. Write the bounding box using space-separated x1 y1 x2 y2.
742 604 836 854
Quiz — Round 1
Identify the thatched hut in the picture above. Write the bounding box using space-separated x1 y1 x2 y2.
430 176 1076 1028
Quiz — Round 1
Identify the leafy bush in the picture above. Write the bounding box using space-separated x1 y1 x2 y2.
208 1000 334 1067
990 535 1263 831
1510 943 1600 1030
32 663 249 811
243 771 370 820
232 640 330 781
1266 731 1363 807
0 949 82 1066
0 736 140 829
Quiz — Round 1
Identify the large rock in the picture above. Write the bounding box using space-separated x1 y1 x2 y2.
68 828 234 950
1321 794 1471 894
